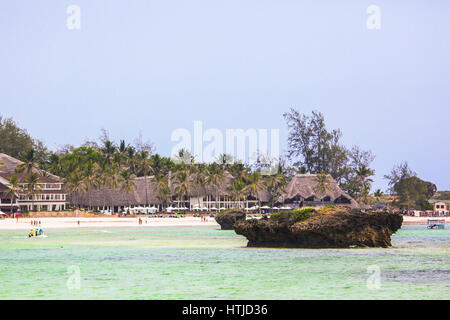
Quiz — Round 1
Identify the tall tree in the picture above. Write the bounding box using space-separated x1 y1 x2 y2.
393 176 436 210
229 180 247 208
0 115 35 159
384 162 416 194
313 173 332 205
136 151 151 206
206 163 225 208
25 172 41 211
152 174 170 210
120 170 137 211
6 175 20 215
15 149 40 174
284 109 350 182
244 171 265 211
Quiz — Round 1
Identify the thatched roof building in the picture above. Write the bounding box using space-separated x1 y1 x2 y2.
0 153 67 212
73 170 270 210
72 176 161 207
277 174 359 208
72 172 356 212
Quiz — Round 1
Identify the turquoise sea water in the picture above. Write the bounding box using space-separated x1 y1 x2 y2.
0 225 449 299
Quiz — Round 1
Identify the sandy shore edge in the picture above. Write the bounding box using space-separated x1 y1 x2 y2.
0 217 219 230
0 216 448 230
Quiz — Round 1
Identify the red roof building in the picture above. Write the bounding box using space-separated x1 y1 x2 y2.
0 153 67 212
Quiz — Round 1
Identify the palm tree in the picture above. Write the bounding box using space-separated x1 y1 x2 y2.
67 170 86 209
126 146 137 174
192 165 208 209
314 173 332 206
229 180 247 209
120 170 136 212
101 140 116 165
16 149 40 174
25 172 41 211
229 162 249 183
152 174 171 210
215 153 233 170
174 148 195 165
174 169 192 209
264 168 287 207
244 171 265 212
373 189 383 201
6 175 20 216
107 164 123 213
136 151 151 207
82 162 100 211
206 163 225 208
47 154 62 176
355 165 375 204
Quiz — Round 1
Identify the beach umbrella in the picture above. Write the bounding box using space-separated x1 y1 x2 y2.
210 207 218 211
0 211 6 215
201 207 208 211
260 206 270 209
219 207 227 211
272 207 280 210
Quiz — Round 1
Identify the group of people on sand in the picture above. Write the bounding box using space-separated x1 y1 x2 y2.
28 219 44 237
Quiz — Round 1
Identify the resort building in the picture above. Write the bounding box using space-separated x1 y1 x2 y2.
0 153 67 212
73 172 269 213
429 200 450 213
277 174 359 208
0 181 19 213
73 172 357 213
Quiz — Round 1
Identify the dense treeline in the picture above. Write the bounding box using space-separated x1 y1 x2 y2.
0 112 438 209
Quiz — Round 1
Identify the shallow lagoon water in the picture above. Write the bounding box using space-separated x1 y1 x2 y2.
0 225 449 299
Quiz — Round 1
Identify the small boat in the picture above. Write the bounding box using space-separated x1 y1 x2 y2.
427 219 445 230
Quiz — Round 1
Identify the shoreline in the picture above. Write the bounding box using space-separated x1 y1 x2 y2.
0 216 448 230
401 216 450 225
0 217 219 230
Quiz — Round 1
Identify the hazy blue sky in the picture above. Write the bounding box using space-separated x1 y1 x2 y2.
0 1 449 191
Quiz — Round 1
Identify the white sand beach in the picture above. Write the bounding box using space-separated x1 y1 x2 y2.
401 216 450 225
0 215 447 230
0 216 220 230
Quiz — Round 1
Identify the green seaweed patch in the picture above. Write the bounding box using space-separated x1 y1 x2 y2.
215 209 245 217
317 204 336 213
270 208 316 223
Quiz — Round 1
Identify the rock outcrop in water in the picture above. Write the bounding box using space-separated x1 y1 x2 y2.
215 209 246 230
233 206 403 248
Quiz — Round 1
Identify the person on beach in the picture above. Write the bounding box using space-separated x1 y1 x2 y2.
77 220 80 226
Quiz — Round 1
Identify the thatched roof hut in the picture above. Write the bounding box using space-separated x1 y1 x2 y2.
73 170 271 208
277 174 359 208
0 153 61 183
72 176 161 207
